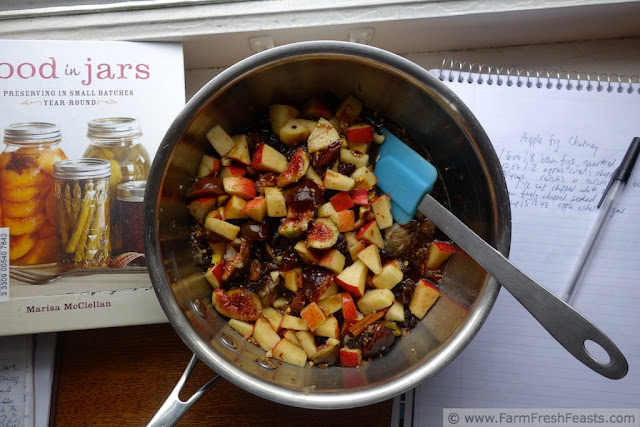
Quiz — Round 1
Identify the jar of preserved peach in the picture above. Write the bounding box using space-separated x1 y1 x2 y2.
1 123 67 265
82 118 150 254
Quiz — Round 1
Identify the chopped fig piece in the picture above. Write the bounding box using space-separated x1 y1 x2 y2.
211 287 262 322
306 218 340 249
277 148 311 187
362 323 396 359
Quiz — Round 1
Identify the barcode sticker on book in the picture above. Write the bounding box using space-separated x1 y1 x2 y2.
0 228 9 302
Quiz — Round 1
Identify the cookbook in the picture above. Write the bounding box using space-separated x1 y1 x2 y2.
0 40 185 335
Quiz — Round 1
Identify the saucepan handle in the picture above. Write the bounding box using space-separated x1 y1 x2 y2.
147 354 222 427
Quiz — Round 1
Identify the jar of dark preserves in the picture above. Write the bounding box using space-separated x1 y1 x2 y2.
116 180 146 265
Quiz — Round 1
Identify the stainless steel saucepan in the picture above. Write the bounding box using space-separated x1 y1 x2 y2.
143 41 623 426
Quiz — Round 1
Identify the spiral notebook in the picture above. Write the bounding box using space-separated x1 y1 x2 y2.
409 63 640 426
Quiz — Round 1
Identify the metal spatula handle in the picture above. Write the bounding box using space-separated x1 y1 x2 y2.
418 193 628 380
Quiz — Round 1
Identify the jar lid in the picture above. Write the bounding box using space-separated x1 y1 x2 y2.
117 180 146 202
87 117 142 139
53 158 111 179
4 122 61 144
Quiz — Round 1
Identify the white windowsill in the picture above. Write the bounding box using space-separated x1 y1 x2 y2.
1 0 639 69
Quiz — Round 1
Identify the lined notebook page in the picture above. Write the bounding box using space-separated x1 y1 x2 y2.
0 335 33 427
415 70 640 425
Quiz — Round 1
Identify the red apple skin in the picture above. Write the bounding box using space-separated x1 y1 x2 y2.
346 124 374 143
355 219 373 237
223 176 256 199
330 191 355 211
339 347 362 367
300 302 327 331
302 97 333 120
341 292 358 321
221 165 248 177
350 188 369 205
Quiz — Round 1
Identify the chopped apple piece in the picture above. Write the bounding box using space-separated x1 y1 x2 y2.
335 259 368 297
341 292 359 321
371 260 404 290
204 217 240 241
283 330 302 347
409 279 441 319
317 249 346 274
206 125 236 157
277 148 310 187
197 154 222 178
355 220 385 249
340 148 370 169
426 241 456 269
300 302 327 331
385 301 405 322
345 123 374 143
294 240 320 265
262 307 284 331
331 209 355 232
348 239 367 263
304 165 324 188
227 134 251 165
348 141 371 154
228 319 254 338
264 187 287 217
316 281 339 301
272 337 308 367
357 288 395 314
223 195 248 220
209 241 227 264
317 293 343 316
323 170 355 191
298 119 318 133
284 269 300 292
269 104 299 134
314 316 340 339
350 188 369 205
329 191 354 211
302 97 332 120
317 201 337 218
279 118 311 145
253 316 281 351
251 143 288 173
339 346 362 367
311 338 340 365
219 165 247 178
241 197 267 222
204 262 224 288
351 166 378 189
307 117 341 154
281 314 309 331
295 331 317 357
370 194 393 229
335 95 363 124
187 197 217 223
357 244 383 275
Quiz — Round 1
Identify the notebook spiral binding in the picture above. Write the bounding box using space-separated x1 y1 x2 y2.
436 59 640 94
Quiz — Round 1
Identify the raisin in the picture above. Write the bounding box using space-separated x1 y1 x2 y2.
338 162 356 176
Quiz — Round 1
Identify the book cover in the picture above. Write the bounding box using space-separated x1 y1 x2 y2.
0 40 185 335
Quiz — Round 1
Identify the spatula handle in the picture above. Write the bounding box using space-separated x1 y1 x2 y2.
418 194 628 380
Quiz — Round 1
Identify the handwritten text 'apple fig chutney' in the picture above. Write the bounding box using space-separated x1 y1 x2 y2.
186 95 455 368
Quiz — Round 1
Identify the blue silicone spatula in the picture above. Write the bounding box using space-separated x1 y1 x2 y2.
374 129 627 380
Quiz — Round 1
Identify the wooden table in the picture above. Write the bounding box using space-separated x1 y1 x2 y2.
53 323 394 426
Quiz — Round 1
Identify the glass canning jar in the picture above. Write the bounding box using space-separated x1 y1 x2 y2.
116 180 146 265
53 159 111 270
82 117 150 254
1 122 67 265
